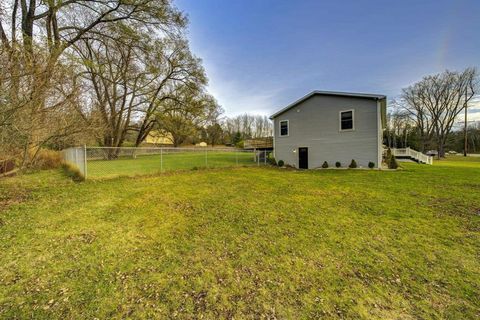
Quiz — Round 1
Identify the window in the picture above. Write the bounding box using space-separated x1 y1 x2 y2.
340 110 354 131
280 120 289 136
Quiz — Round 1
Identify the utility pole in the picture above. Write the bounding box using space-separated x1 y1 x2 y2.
464 87 468 157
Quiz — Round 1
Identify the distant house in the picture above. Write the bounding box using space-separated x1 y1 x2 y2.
145 130 174 145
270 91 386 169
426 150 438 157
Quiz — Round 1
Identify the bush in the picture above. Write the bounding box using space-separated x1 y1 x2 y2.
267 153 277 166
335 161 341 168
277 160 284 167
368 161 375 169
322 161 329 168
386 147 392 160
388 155 399 169
62 163 84 182
348 159 357 168
385 147 393 165
32 149 63 169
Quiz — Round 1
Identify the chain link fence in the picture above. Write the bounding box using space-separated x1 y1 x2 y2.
62 146 271 179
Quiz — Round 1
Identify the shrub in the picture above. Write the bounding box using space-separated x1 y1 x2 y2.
322 161 329 168
62 162 84 182
348 159 357 168
335 161 341 168
368 161 375 169
386 147 392 159
278 160 284 167
267 153 277 165
385 147 393 165
32 149 63 169
388 155 399 169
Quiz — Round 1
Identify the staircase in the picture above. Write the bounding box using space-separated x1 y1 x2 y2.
392 147 433 165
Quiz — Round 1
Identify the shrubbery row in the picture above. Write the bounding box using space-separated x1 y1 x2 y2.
273 159 376 169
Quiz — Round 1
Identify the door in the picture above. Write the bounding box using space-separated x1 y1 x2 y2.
298 147 308 169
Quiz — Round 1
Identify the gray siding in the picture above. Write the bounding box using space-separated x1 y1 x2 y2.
273 95 381 168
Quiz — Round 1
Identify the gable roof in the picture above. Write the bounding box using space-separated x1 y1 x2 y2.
269 90 387 129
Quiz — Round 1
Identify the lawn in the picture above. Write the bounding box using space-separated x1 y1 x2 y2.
87 151 259 179
0 157 479 319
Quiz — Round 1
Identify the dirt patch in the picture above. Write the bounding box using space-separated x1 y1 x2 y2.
65 231 97 244
0 189 30 212
429 197 477 217
429 197 480 232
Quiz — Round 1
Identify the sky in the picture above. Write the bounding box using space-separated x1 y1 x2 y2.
175 0 480 121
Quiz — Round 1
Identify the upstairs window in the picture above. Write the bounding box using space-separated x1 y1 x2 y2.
280 120 289 136
340 110 354 131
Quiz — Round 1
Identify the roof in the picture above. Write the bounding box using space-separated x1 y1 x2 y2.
269 90 387 129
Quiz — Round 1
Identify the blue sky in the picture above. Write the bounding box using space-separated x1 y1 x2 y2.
176 0 480 118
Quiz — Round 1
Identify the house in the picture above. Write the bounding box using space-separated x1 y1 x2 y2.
270 91 386 169
145 130 174 146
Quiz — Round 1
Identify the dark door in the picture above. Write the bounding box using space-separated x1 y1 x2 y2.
298 147 308 169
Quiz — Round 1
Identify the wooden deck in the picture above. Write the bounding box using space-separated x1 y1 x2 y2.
244 137 273 150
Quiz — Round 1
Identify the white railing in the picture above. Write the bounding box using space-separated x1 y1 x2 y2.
392 147 433 165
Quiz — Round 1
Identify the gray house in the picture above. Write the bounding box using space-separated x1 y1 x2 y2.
270 91 386 169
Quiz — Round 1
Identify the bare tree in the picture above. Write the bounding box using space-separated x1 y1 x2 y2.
0 44 85 165
0 0 187 165
222 114 273 144
401 68 478 157
155 88 220 147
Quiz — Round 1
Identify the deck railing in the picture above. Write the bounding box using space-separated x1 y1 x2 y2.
244 137 273 149
392 147 433 165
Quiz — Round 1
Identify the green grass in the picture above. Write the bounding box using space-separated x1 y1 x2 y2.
87 151 258 179
0 157 479 318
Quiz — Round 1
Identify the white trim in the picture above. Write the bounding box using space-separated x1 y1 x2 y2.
377 101 382 169
273 121 276 158
339 109 355 132
270 90 386 119
279 119 289 137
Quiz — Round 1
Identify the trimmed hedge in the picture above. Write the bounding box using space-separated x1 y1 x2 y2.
349 159 357 168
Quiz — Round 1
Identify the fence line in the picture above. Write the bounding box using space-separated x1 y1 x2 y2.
62 146 271 179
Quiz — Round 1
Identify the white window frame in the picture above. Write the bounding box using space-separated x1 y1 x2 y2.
339 109 355 132
279 120 289 137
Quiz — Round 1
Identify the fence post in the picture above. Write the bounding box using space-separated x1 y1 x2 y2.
160 148 163 173
84 145 87 180
264 150 267 165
